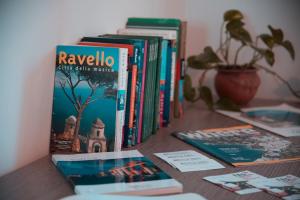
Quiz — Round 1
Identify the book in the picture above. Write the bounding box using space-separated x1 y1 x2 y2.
154 150 224 172
60 193 207 200
50 45 128 153
126 18 183 118
52 150 183 195
80 37 147 146
248 174 300 200
173 125 300 166
78 41 138 148
217 103 300 137
78 41 137 148
117 28 176 127
101 34 161 141
203 171 265 195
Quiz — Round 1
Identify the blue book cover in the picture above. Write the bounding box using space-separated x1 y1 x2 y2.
52 150 182 195
50 45 127 153
173 125 300 166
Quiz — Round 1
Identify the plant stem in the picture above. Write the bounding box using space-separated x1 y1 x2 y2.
256 64 300 98
219 22 225 53
224 33 230 64
234 44 245 65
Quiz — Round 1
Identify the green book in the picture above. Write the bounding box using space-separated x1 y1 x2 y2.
127 18 183 119
103 34 161 142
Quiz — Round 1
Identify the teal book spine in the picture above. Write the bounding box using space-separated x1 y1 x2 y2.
50 45 127 153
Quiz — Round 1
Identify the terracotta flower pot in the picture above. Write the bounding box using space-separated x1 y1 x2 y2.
214 69 261 105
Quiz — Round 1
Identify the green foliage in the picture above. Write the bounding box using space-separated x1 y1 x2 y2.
199 86 214 110
187 46 222 69
184 9 297 110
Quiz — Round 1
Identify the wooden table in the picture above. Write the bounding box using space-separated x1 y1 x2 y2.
1 101 299 200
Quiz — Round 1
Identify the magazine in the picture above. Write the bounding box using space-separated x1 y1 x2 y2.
248 175 300 200
60 193 207 200
52 150 182 195
154 150 224 172
217 103 300 137
203 171 264 195
173 125 300 166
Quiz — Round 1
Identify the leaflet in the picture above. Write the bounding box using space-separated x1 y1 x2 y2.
154 150 224 172
203 171 265 195
248 174 300 200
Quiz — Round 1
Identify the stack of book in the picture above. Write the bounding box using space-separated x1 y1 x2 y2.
50 18 187 154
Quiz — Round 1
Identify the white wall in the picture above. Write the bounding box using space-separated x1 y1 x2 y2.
0 0 185 177
0 0 299 176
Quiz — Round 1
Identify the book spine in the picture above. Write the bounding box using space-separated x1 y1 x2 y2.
137 41 148 144
115 48 128 151
123 48 138 147
153 39 161 132
159 40 168 127
163 41 172 126
178 21 187 116
141 40 155 142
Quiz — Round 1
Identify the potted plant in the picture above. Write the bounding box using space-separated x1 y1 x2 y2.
184 9 298 110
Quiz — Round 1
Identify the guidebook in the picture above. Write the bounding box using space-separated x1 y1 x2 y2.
248 174 300 200
52 150 183 195
50 45 128 153
203 171 264 195
217 104 300 137
173 125 300 166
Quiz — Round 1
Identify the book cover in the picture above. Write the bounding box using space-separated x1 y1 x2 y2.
126 18 183 118
217 104 300 137
78 41 138 148
173 125 300 166
50 45 128 153
80 37 147 146
248 174 300 200
52 150 183 195
203 171 264 195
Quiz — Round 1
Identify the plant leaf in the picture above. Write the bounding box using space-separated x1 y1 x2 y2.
281 40 295 60
187 46 222 69
199 86 214 110
187 56 209 69
224 10 243 21
215 97 240 111
203 46 222 63
229 27 252 43
259 34 274 48
264 50 275 66
184 74 196 101
226 19 244 31
268 25 283 43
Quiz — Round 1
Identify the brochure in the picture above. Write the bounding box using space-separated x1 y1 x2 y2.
203 171 265 195
154 150 224 172
173 125 300 166
248 174 300 200
217 103 300 137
